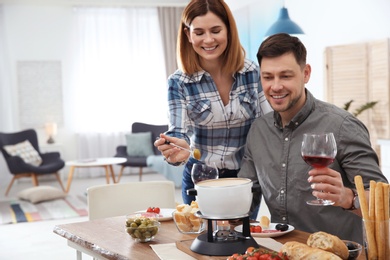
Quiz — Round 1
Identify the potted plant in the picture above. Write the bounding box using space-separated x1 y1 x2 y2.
343 100 378 117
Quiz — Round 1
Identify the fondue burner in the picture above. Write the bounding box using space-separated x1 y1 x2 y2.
190 212 258 256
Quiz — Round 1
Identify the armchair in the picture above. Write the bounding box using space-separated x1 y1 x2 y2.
0 129 65 196
114 122 168 182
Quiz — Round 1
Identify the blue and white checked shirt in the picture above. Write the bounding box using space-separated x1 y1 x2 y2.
165 59 272 170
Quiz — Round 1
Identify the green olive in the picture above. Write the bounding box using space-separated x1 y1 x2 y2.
125 216 159 242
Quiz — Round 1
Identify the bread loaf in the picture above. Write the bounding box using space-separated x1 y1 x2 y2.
281 241 342 260
307 231 349 260
173 210 193 232
173 201 203 232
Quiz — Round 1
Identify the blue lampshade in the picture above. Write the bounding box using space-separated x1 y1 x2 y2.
265 7 304 37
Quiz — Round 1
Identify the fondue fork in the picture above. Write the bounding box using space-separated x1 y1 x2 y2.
163 140 201 160
164 140 192 153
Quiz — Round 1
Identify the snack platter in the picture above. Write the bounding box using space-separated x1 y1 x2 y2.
234 223 295 238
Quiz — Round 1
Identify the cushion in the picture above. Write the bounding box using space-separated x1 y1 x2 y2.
125 132 154 157
17 186 66 204
3 140 42 166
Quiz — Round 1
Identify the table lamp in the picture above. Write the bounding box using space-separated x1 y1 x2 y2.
45 122 57 144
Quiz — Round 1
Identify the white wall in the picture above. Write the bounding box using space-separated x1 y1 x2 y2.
0 5 76 184
291 0 390 100
3 5 76 162
229 0 390 100
0 0 389 183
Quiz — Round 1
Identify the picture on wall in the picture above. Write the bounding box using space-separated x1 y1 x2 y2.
17 60 64 128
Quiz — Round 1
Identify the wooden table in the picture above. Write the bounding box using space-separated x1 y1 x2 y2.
53 216 366 260
65 157 126 193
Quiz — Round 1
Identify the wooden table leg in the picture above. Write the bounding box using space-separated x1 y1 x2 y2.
66 166 76 193
109 165 116 183
104 166 110 184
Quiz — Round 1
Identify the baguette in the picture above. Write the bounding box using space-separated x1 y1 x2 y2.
281 241 342 260
369 180 376 219
383 184 390 257
307 231 349 260
355 175 377 259
375 182 385 259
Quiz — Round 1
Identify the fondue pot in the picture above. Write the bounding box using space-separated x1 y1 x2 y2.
187 178 259 256
187 178 253 218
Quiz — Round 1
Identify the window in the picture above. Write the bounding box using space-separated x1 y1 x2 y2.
67 7 168 133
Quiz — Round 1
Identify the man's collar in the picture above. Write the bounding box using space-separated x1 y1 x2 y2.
273 88 314 129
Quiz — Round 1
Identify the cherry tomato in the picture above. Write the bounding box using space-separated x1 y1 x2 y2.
246 246 256 254
146 207 160 214
250 225 262 233
252 251 261 258
229 247 286 260
278 252 289 260
254 225 262 233
259 254 272 260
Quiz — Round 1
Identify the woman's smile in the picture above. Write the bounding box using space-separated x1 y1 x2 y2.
202 46 217 51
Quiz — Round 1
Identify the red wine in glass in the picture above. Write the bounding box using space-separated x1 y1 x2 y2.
302 155 335 168
301 133 337 206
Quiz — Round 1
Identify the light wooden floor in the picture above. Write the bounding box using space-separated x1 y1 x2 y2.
0 170 182 260
0 169 269 260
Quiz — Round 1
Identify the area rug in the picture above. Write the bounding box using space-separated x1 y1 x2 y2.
0 195 88 225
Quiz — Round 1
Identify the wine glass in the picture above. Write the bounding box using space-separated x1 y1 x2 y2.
191 162 219 184
301 132 337 206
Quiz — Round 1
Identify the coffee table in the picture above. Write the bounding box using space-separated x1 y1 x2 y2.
65 157 126 193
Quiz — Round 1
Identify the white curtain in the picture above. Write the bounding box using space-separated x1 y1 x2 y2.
68 7 167 133
66 7 169 175
157 6 184 78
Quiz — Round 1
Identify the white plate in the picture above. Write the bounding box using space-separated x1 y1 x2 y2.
135 208 175 221
234 223 295 238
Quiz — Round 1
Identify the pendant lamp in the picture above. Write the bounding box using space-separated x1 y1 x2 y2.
265 6 304 37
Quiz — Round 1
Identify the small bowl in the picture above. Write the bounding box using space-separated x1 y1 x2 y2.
125 213 160 242
172 210 206 234
342 240 362 260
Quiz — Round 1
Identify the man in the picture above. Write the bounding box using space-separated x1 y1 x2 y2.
238 33 387 243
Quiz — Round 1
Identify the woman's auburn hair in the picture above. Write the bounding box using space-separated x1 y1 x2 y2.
177 0 245 75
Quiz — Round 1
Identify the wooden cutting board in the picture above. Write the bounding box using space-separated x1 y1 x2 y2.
175 239 228 260
175 239 276 259
176 230 311 259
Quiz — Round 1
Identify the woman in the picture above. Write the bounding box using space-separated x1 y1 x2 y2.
154 0 271 205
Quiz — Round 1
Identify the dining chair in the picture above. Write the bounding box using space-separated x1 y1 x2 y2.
87 180 177 220
81 181 176 260
0 128 65 196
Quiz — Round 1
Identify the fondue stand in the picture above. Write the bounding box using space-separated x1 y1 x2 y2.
190 212 258 256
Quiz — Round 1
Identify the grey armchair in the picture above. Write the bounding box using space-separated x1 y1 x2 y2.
0 129 65 196
114 122 167 182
